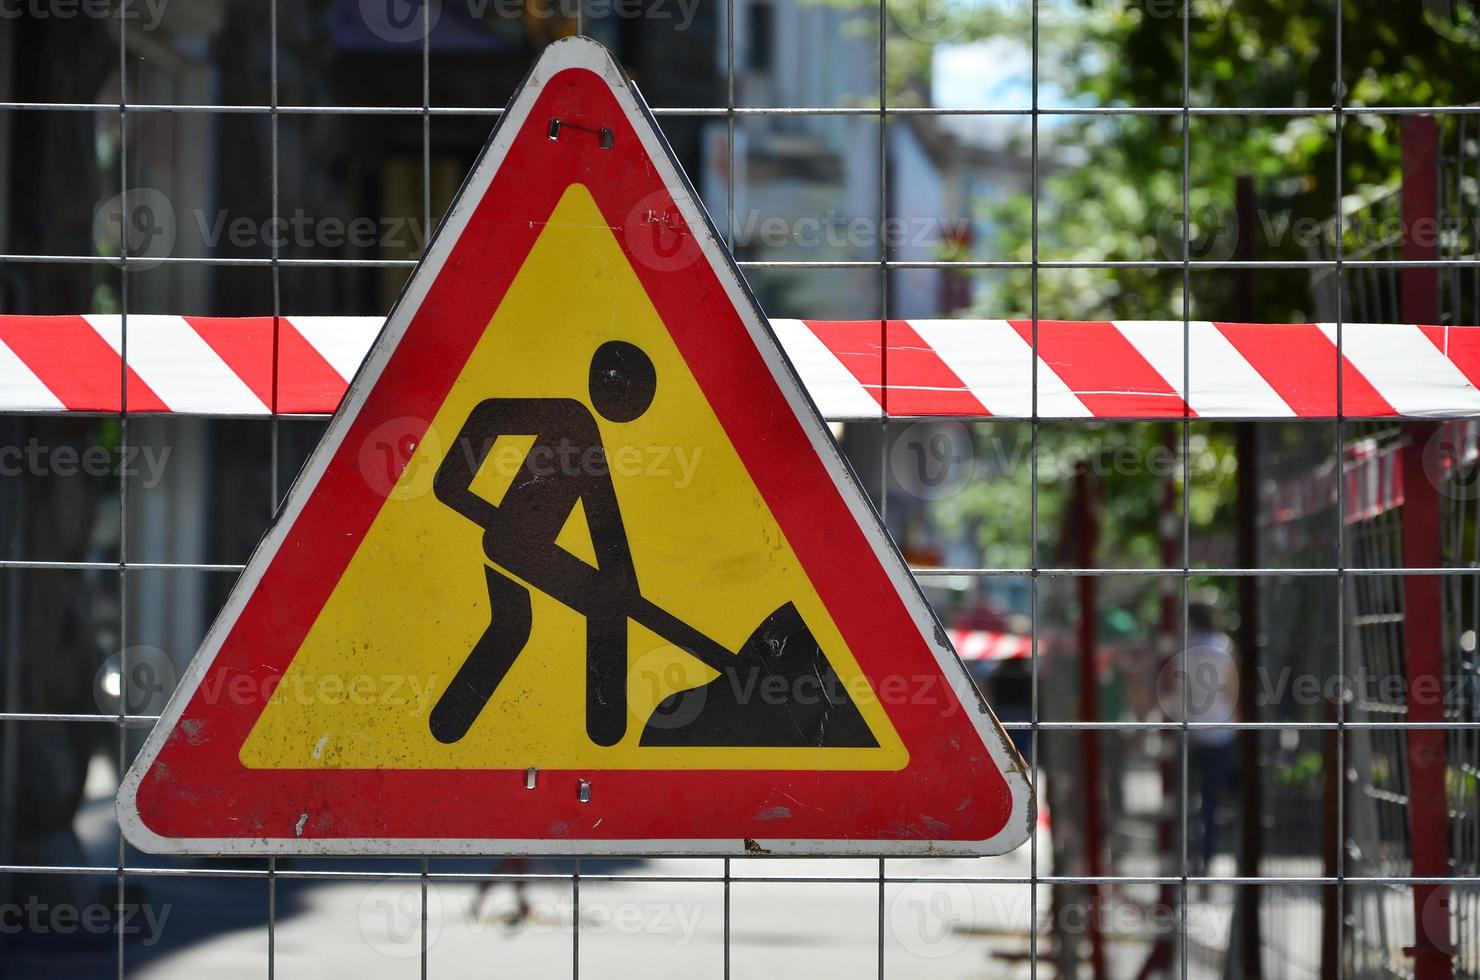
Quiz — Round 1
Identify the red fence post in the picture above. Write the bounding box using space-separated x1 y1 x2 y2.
1233 173 1266 980
1135 425 1180 980
1398 113 1454 980
1401 116 1441 327
1073 462 1109 980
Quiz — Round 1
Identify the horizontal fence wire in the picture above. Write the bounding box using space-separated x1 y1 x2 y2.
3 102 1480 116
3 253 1478 269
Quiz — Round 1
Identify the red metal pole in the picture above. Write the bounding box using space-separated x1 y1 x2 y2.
1136 425 1180 980
1233 174 1266 980
1398 114 1454 980
1234 442 1264 977
1401 116 1441 328
1399 427 1454 980
1074 462 1108 980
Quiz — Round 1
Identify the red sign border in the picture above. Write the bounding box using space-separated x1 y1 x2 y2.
117 37 1032 856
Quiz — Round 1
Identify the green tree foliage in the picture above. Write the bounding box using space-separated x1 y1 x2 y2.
858 2 1479 623
960 0 1480 322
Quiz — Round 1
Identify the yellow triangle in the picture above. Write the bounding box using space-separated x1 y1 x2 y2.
238 183 906 772
555 497 598 568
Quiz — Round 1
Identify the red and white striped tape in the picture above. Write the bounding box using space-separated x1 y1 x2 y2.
0 315 378 416
947 628 1031 663
2 315 1479 419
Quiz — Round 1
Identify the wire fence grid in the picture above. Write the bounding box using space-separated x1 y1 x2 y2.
0 2 1478 979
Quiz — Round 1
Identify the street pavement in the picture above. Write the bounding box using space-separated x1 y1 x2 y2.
0 754 1243 979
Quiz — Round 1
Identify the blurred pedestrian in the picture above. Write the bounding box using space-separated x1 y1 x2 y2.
476 858 531 927
1160 601 1239 879
1181 602 1238 878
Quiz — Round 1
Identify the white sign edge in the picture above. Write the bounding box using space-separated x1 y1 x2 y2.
115 35 1034 858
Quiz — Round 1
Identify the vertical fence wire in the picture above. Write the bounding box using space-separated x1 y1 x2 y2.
420 3 433 975
114 2 129 978
875 0 889 975
1028 0 1041 977
724 0 736 973
1179 2 1193 977
268 3 283 976
1333 3 1349 979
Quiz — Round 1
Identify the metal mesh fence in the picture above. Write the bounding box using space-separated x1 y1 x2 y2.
0 1 1478 979
1253 416 1480 980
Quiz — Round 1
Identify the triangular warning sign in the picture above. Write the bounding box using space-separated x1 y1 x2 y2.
118 37 1031 856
